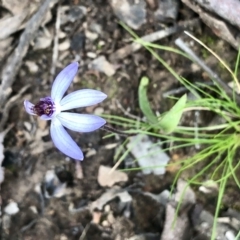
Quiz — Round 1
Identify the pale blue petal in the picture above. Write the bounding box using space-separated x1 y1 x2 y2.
51 62 79 103
57 112 106 132
40 115 52 121
50 117 84 160
60 89 107 111
24 100 36 115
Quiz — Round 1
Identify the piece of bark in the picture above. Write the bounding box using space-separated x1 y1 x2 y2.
182 0 240 50
193 0 240 30
200 12 240 50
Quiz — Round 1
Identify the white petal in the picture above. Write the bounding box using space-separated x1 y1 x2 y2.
57 112 106 132
60 89 107 111
50 118 83 160
51 62 79 103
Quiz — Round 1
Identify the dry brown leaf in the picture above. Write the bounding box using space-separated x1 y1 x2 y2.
98 165 128 187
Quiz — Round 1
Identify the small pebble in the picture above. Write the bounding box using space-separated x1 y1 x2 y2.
85 149 97 158
58 31 67 39
104 204 111 213
60 234 68 240
71 33 85 52
85 30 98 41
94 107 104 115
25 61 39 73
68 6 87 22
102 220 109 227
4 201 19 215
29 206 38 214
58 40 70 51
225 230 236 240
89 56 116 76
34 36 52 50
89 22 102 35
110 0 146 29
87 52 97 59
98 40 105 47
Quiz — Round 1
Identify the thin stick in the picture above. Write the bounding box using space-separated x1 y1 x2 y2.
101 125 135 137
110 19 200 62
109 158 123 174
115 99 141 121
50 2 61 77
79 223 90 240
110 26 178 61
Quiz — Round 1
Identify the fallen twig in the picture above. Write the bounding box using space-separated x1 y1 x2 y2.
109 19 200 61
109 26 178 61
115 99 141 121
50 2 61 78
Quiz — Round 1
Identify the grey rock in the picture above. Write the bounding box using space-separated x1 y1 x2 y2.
154 0 179 22
110 0 146 29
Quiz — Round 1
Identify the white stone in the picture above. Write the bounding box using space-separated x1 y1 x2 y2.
4 201 19 215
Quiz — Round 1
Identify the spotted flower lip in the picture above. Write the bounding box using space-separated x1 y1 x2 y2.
24 62 107 160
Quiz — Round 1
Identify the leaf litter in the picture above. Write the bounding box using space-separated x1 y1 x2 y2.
0 0 240 239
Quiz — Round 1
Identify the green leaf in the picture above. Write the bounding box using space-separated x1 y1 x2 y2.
158 94 187 133
138 76 158 124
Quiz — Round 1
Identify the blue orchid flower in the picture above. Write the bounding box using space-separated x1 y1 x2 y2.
24 62 107 160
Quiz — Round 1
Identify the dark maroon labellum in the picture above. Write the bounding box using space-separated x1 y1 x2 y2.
33 97 55 117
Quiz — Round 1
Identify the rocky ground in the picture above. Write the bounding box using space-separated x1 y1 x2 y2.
0 0 240 240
